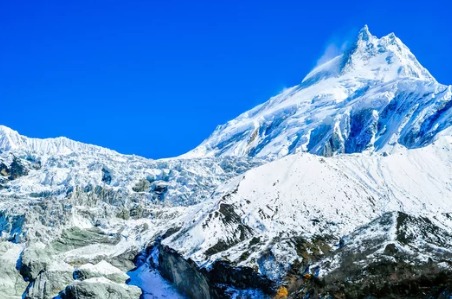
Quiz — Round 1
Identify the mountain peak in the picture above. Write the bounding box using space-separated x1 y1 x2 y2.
185 28 449 160
0 125 22 151
302 26 434 86
357 24 372 41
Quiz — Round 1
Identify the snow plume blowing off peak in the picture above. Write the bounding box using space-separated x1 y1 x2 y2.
313 27 359 68
184 25 451 160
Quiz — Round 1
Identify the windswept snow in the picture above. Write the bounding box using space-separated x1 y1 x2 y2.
184 26 450 160
0 25 451 298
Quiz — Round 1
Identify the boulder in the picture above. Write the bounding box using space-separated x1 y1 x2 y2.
59 277 141 299
73 260 129 284
0 242 28 298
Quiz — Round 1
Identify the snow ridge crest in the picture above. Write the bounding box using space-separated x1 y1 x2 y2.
302 25 434 85
0 125 119 156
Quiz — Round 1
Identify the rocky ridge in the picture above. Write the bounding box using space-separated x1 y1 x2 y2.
0 26 451 298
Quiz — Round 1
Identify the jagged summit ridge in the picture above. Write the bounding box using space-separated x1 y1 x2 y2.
0 27 451 299
184 26 451 160
357 24 371 41
344 25 434 80
302 25 434 85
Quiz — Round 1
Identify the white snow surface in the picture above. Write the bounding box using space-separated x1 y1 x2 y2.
0 25 451 298
184 26 451 160
164 135 452 280
0 126 261 207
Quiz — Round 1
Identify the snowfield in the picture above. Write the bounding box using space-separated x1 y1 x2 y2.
164 135 452 280
0 26 451 298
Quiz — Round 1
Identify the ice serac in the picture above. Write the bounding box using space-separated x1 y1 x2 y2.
0 126 261 298
0 26 451 299
184 26 451 159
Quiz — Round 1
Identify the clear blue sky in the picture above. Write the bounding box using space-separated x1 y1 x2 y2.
1 0 450 158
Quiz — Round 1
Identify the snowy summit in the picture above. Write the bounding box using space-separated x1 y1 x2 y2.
0 26 451 299
185 26 450 159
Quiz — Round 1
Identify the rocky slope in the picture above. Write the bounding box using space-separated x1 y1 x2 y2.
158 135 452 297
0 26 451 299
0 126 261 298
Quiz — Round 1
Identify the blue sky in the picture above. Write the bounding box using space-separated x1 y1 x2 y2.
1 0 450 158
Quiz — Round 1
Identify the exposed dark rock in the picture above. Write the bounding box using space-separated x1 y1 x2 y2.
129 205 144 218
288 261 452 299
204 203 254 257
161 226 182 239
9 156 29 180
132 178 150 192
157 244 276 299
19 247 51 281
286 212 452 299
0 162 9 176
159 245 211 299
208 260 276 297
24 269 73 299
0 157 29 180
101 167 112 185
383 243 398 255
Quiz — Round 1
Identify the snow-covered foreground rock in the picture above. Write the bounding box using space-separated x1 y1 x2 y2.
0 26 451 298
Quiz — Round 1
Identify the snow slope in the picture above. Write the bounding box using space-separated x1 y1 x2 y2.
164 135 452 281
184 26 452 160
0 25 451 298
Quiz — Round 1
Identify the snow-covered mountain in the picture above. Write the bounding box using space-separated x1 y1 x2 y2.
0 126 261 298
0 125 261 207
164 135 452 280
0 25 451 299
184 26 451 160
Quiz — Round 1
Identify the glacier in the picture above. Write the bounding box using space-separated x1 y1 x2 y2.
0 25 451 298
